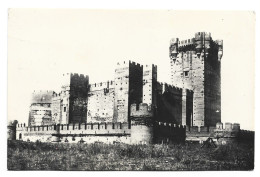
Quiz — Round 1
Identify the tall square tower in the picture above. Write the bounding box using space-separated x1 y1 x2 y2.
114 61 143 123
142 64 157 108
60 73 89 124
169 32 223 127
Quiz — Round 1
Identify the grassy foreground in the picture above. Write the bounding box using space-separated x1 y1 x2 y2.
7 140 254 171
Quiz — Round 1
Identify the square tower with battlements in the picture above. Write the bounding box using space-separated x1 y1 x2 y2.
169 32 223 127
60 73 89 124
114 61 143 123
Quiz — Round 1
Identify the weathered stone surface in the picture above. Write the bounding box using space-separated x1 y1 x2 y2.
169 32 222 127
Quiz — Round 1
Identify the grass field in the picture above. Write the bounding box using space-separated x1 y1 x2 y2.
7 140 254 171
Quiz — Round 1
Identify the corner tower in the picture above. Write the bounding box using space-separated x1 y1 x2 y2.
169 32 223 127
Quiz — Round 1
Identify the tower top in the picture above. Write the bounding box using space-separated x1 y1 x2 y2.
169 32 223 59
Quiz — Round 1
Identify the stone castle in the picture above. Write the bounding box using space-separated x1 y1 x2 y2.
8 32 241 144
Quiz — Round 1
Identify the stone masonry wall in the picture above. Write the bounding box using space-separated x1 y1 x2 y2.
69 74 89 123
114 61 131 123
156 83 183 124
87 81 115 123
169 32 222 127
28 90 53 126
114 61 143 123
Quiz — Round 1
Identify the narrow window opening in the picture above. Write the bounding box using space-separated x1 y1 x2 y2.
184 71 189 77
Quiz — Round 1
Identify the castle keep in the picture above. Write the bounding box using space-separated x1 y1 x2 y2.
11 32 241 144
169 32 222 127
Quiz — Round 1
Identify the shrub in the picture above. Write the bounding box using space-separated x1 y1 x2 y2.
7 140 254 171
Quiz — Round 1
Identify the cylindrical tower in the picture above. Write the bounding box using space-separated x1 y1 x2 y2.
130 118 153 144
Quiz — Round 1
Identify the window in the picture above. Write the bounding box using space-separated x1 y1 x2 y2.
184 71 189 77
64 107 66 112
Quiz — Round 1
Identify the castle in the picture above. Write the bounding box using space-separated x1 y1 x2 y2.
9 32 241 144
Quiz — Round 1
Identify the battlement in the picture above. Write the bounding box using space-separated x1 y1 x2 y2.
170 38 179 45
129 60 142 68
52 91 61 98
61 73 89 89
186 122 240 132
58 122 130 131
178 38 195 47
89 81 114 91
157 82 182 93
185 122 241 140
156 121 186 128
61 73 88 79
16 122 131 133
17 123 27 128
170 32 222 55
195 32 211 40
143 64 157 71
171 32 213 47
31 90 53 104
130 103 153 117
70 73 89 79
116 60 142 67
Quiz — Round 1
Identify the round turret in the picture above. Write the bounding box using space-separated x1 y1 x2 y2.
225 122 232 131
216 122 223 129
130 118 153 144
169 38 179 61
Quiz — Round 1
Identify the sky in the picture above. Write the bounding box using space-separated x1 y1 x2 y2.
7 9 255 130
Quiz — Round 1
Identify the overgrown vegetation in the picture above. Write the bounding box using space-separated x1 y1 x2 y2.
7 140 254 171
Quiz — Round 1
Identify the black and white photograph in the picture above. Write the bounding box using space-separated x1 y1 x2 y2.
3 5 256 173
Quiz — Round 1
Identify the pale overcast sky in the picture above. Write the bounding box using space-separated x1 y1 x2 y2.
8 9 255 130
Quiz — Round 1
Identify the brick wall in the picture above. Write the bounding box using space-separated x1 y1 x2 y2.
87 82 114 123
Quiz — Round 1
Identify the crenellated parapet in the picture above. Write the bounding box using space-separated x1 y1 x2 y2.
116 60 143 68
185 122 241 140
31 90 53 104
15 122 131 142
89 81 114 91
52 91 62 98
156 82 182 95
153 121 186 144
170 32 223 61
130 103 153 118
